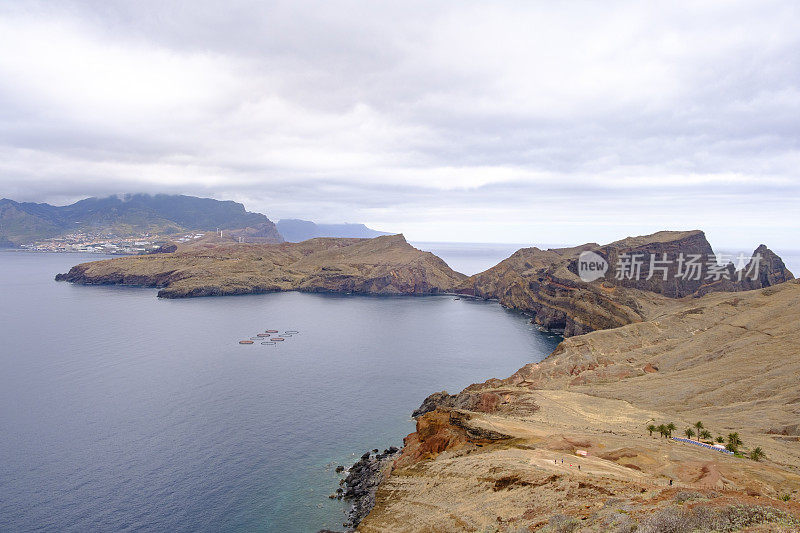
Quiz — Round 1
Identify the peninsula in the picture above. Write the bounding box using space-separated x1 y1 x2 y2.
55 234 466 297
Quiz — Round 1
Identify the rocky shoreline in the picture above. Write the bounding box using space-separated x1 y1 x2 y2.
342 447 401 529
321 447 400 532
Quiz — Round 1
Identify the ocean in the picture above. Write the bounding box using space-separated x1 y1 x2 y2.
0 250 560 532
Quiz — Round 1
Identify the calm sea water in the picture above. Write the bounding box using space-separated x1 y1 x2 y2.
0 251 561 533
412 241 526 275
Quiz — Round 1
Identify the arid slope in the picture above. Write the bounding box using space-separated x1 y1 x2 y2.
360 280 800 531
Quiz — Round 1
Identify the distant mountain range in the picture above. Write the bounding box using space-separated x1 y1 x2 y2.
0 194 393 247
0 194 280 246
276 219 391 242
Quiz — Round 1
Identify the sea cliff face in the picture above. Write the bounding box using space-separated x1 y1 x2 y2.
359 279 800 531
460 230 793 337
55 234 466 298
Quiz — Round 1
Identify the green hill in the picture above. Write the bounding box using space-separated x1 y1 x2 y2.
0 194 281 245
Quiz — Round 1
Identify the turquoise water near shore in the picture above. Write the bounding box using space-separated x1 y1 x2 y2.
0 251 561 532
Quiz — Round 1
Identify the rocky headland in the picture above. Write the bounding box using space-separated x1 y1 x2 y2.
55 234 466 298
459 230 792 337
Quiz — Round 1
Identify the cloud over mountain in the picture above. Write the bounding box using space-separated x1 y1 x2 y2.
1 1 798 246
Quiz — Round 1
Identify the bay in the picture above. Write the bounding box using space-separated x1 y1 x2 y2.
0 251 561 532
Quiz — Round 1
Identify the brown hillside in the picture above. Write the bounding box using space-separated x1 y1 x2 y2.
360 280 800 531
55 234 467 298
461 230 792 337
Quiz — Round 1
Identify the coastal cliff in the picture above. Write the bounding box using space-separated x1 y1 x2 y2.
460 230 793 337
55 234 466 298
359 279 800 531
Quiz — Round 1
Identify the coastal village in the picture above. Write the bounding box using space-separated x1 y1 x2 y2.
20 231 205 255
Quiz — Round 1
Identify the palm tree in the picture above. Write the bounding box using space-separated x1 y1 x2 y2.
666 422 676 438
694 421 704 433
716 436 725 444
727 432 742 453
647 424 657 436
700 430 712 442
685 428 695 439
658 424 668 438
749 447 766 462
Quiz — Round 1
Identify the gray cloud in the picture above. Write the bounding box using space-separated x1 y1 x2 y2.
1 1 799 247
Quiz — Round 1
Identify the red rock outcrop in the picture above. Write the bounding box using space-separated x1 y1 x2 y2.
395 409 514 469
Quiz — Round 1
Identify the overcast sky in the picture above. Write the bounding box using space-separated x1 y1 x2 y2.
1 1 798 248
